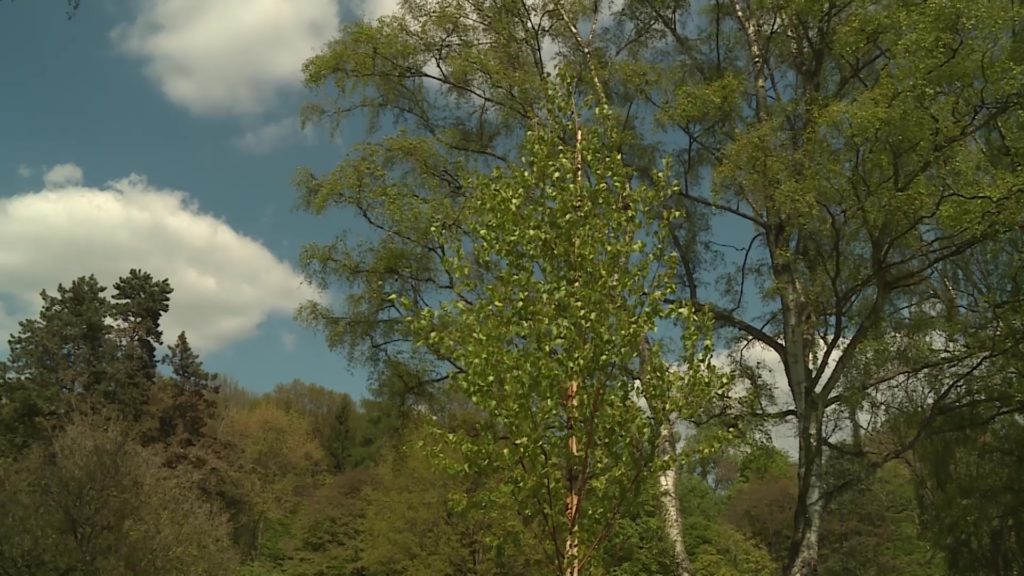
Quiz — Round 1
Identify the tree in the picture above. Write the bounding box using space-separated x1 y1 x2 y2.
358 427 546 576
818 462 942 576
148 331 218 447
265 379 372 470
216 401 330 561
0 275 114 451
0 272 188 454
298 0 1024 573
404 84 724 575
113 269 172 385
0 415 238 576
723 461 797 569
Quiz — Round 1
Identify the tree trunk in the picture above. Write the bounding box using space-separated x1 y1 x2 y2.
657 418 695 576
786 406 825 576
565 379 581 576
564 528 580 576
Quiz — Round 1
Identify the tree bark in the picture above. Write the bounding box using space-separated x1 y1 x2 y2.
565 379 581 576
657 418 695 576
786 404 825 576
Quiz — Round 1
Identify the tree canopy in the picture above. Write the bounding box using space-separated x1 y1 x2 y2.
295 0 1024 574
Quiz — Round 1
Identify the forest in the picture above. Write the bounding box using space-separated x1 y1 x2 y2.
0 270 1019 575
3 0 1024 575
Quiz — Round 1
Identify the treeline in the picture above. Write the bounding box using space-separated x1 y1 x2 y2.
1 271 1020 575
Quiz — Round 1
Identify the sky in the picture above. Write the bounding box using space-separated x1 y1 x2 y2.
0 0 404 396
0 1 801 452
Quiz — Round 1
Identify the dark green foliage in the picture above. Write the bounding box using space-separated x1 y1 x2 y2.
357 427 547 576
820 463 942 576
913 417 1024 575
149 331 218 446
1 275 116 451
265 379 376 470
113 269 172 384
0 272 214 457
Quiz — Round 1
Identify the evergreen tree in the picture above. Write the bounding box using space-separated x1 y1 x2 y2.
0 275 113 452
0 271 181 453
159 331 217 444
112 269 172 384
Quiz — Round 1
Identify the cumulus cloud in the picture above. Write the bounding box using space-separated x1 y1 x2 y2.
16 164 33 179
42 163 84 188
234 116 314 154
111 0 340 116
0 169 320 353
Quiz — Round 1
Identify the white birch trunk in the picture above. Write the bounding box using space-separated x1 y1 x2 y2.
657 419 694 576
788 467 824 576
787 404 825 576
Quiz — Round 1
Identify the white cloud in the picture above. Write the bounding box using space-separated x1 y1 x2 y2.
0 172 320 354
42 163 84 189
111 0 340 116
280 331 297 352
16 164 33 179
234 116 314 154
354 0 401 21
710 338 853 457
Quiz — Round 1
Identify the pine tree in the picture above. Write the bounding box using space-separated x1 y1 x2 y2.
0 271 179 454
112 269 172 383
0 275 113 451
160 331 217 444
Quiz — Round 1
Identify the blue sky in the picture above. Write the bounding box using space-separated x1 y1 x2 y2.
0 0 392 396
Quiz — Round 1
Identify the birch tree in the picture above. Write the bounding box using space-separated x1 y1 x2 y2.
407 87 722 576
297 0 1024 573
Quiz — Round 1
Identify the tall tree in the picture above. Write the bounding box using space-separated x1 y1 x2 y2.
297 0 1024 573
112 269 172 384
157 331 217 444
1 271 182 453
0 275 113 450
405 87 723 574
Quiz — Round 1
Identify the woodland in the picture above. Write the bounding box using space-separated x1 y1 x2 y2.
2 0 1024 575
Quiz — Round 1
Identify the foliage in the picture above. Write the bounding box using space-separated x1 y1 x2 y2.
405 83 724 573
265 379 376 470
0 415 238 576
146 331 219 449
297 0 1024 573
723 465 797 567
359 428 546 576
819 462 942 576
913 416 1024 575
0 271 190 454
